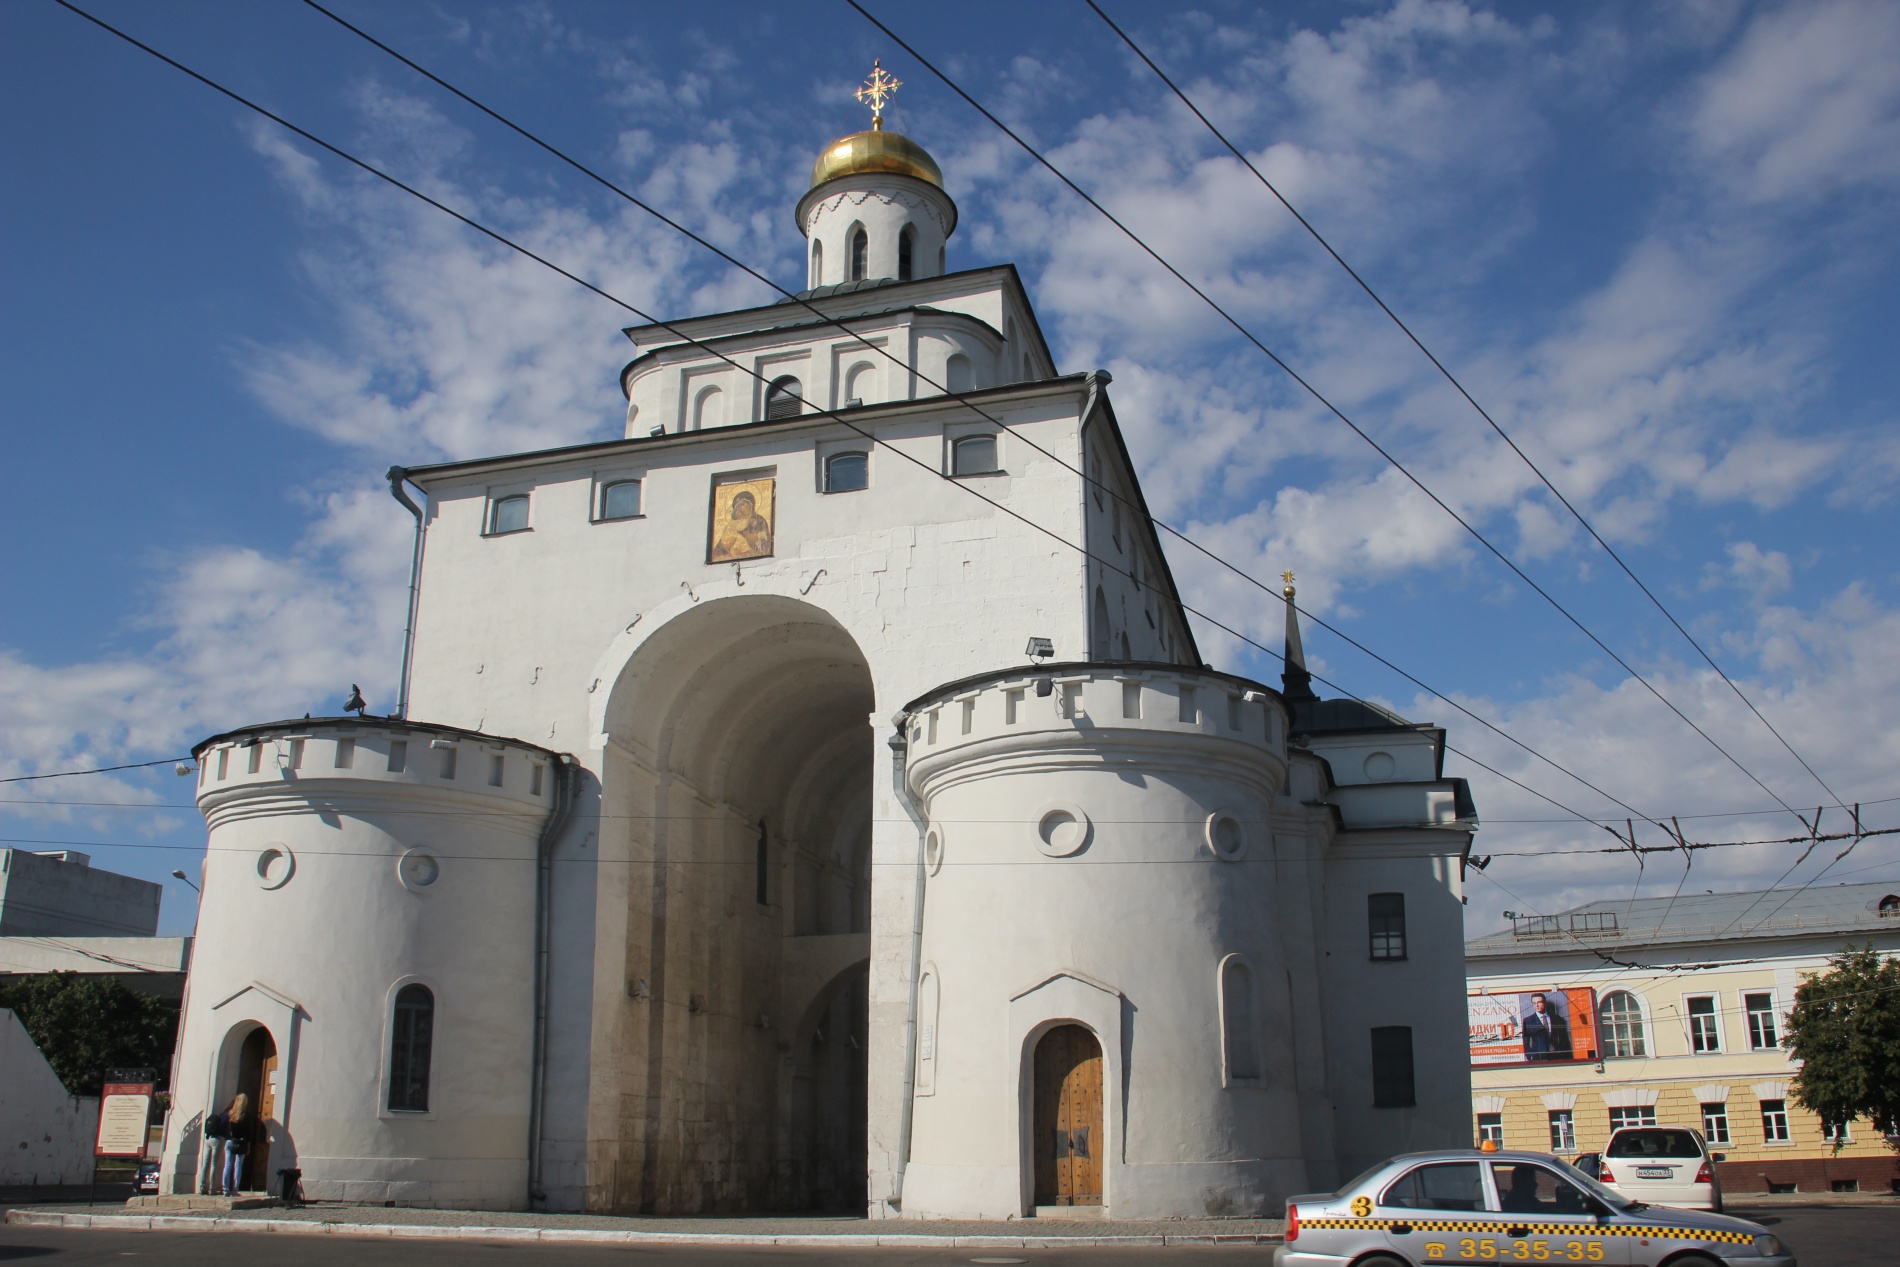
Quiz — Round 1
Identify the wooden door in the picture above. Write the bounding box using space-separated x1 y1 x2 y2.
1032 1025 1103 1206
251 1050 276 1191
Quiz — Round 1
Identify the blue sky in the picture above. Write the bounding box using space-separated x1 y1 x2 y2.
4 0 1898 939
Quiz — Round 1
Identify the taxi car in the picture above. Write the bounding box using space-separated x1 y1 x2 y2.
1274 1148 1791 1267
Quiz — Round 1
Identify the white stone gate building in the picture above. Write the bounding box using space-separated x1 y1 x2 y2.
161 108 1479 1219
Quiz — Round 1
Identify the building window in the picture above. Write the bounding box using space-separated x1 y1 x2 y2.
599 479 641 521
1221 957 1261 1084
809 238 823 289
1823 1118 1852 1145
951 433 998 476
693 384 722 429
945 353 973 394
1368 892 1407 961
898 225 914 281
1702 1102 1730 1144
1687 995 1720 1052
849 225 867 281
1745 993 1780 1049
1371 1026 1415 1108
1477 1113 1503 1146
388 983 434 1112
488 494 529 535
1760 1099 1790 1143
1548 1109 1576 1152
1608 1105 1657 1131
765 376 803 420
824 451 869 493
1879 892 1899 915
1599 991 1647 1058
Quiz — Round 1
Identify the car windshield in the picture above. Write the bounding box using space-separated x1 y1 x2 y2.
1606 1129 1703 1159
1548 1156 1636 1210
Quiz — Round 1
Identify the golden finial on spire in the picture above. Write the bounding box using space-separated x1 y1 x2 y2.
856 59 902 130
1281 569 1296 595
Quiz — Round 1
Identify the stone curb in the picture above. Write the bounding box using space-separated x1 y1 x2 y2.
5 1209 1283 1248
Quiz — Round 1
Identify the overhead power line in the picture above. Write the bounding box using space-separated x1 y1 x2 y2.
293 1 1662 831
1082 0 1847 817
49 0 1618 832
843 0 1812 827
0 758 190 785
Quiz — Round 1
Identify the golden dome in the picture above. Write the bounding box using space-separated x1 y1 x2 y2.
809 127 944 191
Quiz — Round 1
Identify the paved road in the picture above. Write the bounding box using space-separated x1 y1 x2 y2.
0 1203 1891 1266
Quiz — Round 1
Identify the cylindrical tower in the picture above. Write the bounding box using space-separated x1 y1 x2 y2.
796 125 958 289
895 664 1308 1220
161 717 561 1209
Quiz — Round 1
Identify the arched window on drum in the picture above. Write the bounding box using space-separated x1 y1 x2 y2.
1220 955 1262 1086
388 984 435 1112
765 376 803 420
849 224 868 282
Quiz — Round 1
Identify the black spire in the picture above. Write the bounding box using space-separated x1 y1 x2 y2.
1281 572 1317 703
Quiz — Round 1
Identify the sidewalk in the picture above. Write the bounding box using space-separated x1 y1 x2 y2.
4 1202 1287 1249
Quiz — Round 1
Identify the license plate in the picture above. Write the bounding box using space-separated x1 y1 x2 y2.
1636 1167 1674 1178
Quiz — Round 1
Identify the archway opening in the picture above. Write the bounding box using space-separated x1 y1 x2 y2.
1032 1024 1103 1208
221 1025 278 1194
601 596 874 1213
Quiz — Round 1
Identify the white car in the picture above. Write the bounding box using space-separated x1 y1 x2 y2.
1580 1126 1724 1212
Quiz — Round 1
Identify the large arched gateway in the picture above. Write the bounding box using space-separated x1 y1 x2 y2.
592 595 875 1212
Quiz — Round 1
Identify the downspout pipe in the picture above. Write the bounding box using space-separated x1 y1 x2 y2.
886 712 928 1213
385 466 425 720
528 753 579 1207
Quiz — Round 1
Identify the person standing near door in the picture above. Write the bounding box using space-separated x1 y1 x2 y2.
200 1104 230 1194
220 1093 252 1196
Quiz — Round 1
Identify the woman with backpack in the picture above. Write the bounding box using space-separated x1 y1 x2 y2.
201 1103 230 1194
220 1093 252 1196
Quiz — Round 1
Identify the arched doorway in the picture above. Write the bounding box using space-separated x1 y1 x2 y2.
1033 1025 1103 1208
600 596 875 1214
235 1026 277 1193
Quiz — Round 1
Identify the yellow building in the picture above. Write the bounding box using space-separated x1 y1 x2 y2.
1465 881 1900 1195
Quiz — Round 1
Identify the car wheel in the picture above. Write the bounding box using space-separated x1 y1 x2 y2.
1355 1256 1409 1267
1664 1256 1723 1267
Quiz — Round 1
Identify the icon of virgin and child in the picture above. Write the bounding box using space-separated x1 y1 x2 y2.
709 477 775 563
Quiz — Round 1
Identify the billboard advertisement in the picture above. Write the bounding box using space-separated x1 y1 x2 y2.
1469 987 1598 1066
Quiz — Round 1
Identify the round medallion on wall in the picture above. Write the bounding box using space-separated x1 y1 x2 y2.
1363 751 1396 782
924 827 945 876
1034 802 1092 858
254 844 295 890
1205 811 1247 862
397 849 443 894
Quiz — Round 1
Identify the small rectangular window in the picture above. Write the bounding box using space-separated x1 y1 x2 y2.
1822 1118 1852 1144
1226 695 1242 731
1701 1102 1730 1144
1369 892 1407 961
488 494 530 534
824 451 869 493
1370 1026 1415 1108
1688 996 1720 1052
437 746 457 780
1760 1099 1790 1142
530 764 544 797
387 740 407 774
1609 1105 1657 1131
1548 1109 1576 1152
216 748 229 780
488 754 505 787
1177 684 1197 723
951 433 998 476
1122 681 1142 719
288 738 304 771
1477 1113 1503 1146
247 743 262 774
334 737 355 769
1745 992 1779 1049
599 479 642 520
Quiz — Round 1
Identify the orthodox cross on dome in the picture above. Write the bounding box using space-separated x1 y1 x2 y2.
856 59 902 130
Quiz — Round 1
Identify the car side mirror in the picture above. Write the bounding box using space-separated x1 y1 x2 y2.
1583 1197 1611 1220
1710 1152 1726 1162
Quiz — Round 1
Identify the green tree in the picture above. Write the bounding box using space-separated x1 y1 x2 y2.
0 972 179 1097
1784 945 1900 1148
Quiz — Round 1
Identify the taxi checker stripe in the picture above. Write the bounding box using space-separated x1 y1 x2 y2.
1302 1219 1751 1243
